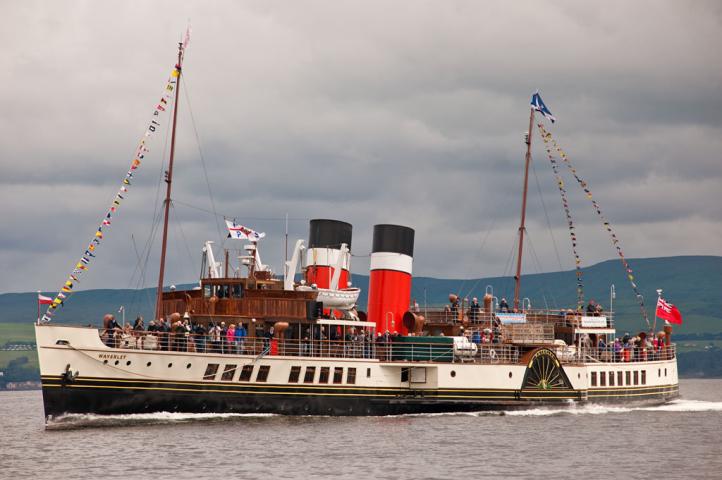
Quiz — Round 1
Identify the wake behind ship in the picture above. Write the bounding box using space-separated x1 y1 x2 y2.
35 37 680 421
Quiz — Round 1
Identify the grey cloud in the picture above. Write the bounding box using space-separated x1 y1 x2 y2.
1 0 720 295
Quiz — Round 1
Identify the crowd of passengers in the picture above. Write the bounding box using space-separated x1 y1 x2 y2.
101 312 387 358
591 332 673 362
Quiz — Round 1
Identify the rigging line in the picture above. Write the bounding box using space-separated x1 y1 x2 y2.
130 233 155 315
181 76 224 247
126 90 176 306
170 201 197 272
459 215 498 300
539 132 585 310
525 230 559 309
501 232 519 302
531 155 564 272
172 198 311 222
538 124 650 328
455 210 499 298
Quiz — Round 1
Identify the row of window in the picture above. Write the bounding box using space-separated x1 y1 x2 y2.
202 363 360 385
591 369 647 387
590 366 670 388
288 366 356 385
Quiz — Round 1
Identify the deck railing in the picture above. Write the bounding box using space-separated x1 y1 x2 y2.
419 307 615 328
97 329 672 365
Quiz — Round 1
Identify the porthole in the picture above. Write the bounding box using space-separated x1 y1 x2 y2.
450 370 456 378
168 363 173 368
147 362 152 367
508 372 513 378
103 359 108 365
658 368 661 377
126 361 131 366
186 363 192 369
578 373 581 379
664 368 667 377
114 360 119 365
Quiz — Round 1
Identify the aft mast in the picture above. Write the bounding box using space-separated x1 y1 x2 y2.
513 107 535 311
155 42 185 321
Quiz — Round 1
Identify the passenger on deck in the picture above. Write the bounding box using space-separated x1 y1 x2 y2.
226 324 237 354
194 321 207 353
471 329 481 345
209 322 221 353
449 295 460 317
102 314 121 348
499 298 510 313
613 338 622 362
235 322 247 354
586 300 597 316
263 327 274 353
469 297 481 323
133 316 144 332
220 322 228 353
158 317 170 351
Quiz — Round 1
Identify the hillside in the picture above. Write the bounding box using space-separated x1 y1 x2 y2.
1 255 720 334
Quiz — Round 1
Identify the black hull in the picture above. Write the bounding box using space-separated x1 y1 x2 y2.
41 376 680 419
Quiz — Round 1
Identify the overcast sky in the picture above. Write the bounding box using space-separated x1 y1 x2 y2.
1 0 721 295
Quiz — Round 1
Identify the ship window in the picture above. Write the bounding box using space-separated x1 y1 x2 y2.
126 361 131 366
347 368 356 385
450 370 456 378
204 284 212 297
115 360 120 366
319 367 330 383
304 367 316 383
401 369 409 382
221 364 237 381
256 365 270 382
203 364 219 380
239 365 254 382
103 359 108 364
641 370 647 385
600 371 606 387
333 367 344 384
626 371 631 386
232 285 242 298
608 371 615 386
665 368 667 377
591 372 597 387
658 368 661 377
366 368 371 378
618 371 623 386
633 371 639 386
288 366 301 383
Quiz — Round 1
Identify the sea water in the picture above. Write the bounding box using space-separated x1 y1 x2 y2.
1 379 720 479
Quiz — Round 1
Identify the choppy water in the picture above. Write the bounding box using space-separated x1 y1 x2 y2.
2 379 721 479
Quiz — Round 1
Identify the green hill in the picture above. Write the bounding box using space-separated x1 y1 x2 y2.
2 255 720 334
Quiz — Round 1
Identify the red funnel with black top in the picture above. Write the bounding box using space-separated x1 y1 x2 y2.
367 224 414 334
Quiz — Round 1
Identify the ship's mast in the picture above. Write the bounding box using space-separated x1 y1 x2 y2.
513 108 535 311
155 42 184 321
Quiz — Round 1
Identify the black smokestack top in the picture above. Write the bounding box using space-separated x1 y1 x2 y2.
372 224 414 257
308 219 353 249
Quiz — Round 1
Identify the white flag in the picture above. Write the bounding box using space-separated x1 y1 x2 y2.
225 220 265 241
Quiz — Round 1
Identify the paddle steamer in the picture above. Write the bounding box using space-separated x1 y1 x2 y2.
35 41 679 420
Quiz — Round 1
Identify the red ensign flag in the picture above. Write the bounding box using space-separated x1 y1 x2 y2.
656 297 683 324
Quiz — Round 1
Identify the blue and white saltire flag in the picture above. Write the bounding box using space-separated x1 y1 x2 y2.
530 91 556 123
